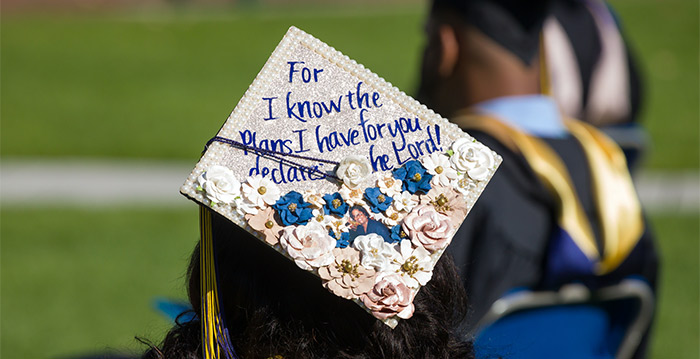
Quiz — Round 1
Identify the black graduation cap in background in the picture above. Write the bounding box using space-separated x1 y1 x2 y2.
432 0 553 64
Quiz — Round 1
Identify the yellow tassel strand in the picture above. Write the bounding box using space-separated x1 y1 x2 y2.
200 206 222 359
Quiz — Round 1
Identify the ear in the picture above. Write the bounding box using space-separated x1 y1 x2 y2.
438 24 459 77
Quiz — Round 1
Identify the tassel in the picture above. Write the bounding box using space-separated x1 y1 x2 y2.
200 206 239 359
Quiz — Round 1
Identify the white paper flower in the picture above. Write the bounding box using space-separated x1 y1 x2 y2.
451 176 476 198
233 197 258 216
311 208 332 227
388 240 433 288
421 152 458 187
280 221 336 271
241 175 281 208
302 190 326 209
336 155 372 189
197 165 240 204
449 138 495 181
339 184 365 206
380 206 403 227
354 233 399 272
327 216 350 238
377 173 403 197
392 191 419 213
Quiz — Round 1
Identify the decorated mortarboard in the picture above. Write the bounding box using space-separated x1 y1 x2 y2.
180 26 501 357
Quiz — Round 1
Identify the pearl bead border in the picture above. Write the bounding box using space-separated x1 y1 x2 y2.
179 26 503 327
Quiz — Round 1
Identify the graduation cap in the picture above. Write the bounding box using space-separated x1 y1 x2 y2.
432 0 552 64
180 26 501 358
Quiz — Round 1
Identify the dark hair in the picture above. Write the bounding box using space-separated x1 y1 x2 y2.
349 205 370 219
143 210 473 359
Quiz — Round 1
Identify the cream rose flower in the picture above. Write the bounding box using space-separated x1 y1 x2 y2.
336 155 372 189
353 233 399 272
197 165 240 204
377 173 403 197
279 222 336 271
362 272 416 320
449 138 495 181
241 175 281 208
319 248 376 299
402 204 454 253
389 240 433 288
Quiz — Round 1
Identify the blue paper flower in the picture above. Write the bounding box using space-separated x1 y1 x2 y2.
273 191 313 226
390 225 407 243
364 187 393 213
322 192 349 217
329 228 352 248
392 160 433 194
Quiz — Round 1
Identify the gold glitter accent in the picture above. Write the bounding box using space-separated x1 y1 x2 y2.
385 178 395 187
435 166 443 174
432 193 451 213
458 178 469 188
264 220 274 229
336 259 361 280
400 230 408 238
377 194 386 203
315 214 325 222
288 203 297 212
412 173 422 182
400 256 423 276
390 212 399 220
332 198 341 209
257 186 267 195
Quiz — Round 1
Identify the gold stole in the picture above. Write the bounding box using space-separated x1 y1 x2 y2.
452 114 644 275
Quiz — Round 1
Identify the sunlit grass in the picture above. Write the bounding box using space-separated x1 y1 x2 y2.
2 0 698 168
1 207 697 358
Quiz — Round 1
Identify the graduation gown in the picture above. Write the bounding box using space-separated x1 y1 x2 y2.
447 114 659 356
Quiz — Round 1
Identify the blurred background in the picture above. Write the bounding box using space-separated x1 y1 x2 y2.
1 0 698 357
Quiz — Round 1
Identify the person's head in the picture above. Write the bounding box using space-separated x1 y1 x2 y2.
350 205 370 226
144 209 473 359
417 0 552 116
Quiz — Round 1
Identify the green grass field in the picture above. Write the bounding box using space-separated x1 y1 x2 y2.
1 0 698 168
1 1 698 359
1 208 697 358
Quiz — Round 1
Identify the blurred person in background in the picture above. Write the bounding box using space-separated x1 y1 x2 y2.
416 0 659 356
545 0 647 171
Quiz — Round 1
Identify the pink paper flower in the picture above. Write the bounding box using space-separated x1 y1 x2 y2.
402 204 454 252
319 248 376 299
245 207 283 245
362 272 416 320
420 186 468 224
279 222 336 271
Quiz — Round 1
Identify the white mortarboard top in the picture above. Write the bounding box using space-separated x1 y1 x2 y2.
180 26 501 334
